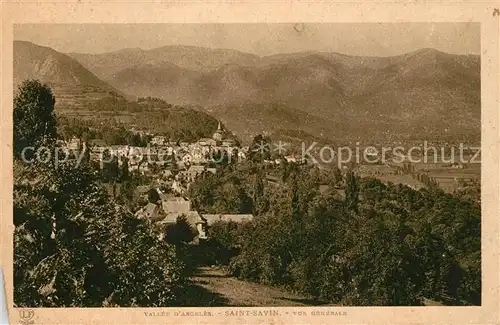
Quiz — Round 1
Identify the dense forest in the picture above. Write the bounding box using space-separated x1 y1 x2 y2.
190 152 481 306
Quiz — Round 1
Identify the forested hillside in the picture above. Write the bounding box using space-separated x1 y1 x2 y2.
189 157 481 305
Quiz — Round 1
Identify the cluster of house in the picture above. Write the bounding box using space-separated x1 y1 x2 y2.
134 189 253 241
263 155 308 166
162 164 218 195
65 121 248 176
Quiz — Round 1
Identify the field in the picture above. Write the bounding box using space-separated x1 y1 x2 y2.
414 163 480 193
354 161 481 193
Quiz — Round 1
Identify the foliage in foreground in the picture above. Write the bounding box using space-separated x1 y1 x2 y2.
13 80 188 307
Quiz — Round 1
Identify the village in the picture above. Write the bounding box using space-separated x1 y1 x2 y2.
62 121 308 242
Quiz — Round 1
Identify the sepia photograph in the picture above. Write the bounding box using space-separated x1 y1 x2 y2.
10 22 484 309
2 1 500 321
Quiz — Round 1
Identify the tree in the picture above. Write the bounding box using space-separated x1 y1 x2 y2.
333 167 343 187
126 133 142 147
120 157 130 181
165 216 197 246
169 154 180 176
206 221 241 265
13 80 57 157
100 150 120 183
213 182 253 214
79 143 91 168
147 188 161 204
248 134 271 162
252 171 266 215
345 171 360 213
188 173 216 212
289 175 301 217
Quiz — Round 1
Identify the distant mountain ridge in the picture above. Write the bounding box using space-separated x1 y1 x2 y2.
67 45 479 142
14 40 480 142
69 45 260 80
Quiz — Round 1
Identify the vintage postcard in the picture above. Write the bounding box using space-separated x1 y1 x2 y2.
1 1 499 325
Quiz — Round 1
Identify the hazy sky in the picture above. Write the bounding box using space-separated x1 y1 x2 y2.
14 23 480 56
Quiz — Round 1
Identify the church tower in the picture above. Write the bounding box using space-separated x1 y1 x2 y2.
212 120 224 142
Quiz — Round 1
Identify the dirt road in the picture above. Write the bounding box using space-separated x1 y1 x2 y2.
181 266 332 307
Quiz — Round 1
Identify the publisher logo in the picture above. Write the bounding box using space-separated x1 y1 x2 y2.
19 309 35 325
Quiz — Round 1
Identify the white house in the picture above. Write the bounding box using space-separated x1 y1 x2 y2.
181 153 193 165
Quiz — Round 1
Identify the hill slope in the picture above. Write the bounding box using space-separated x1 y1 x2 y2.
348 49 481 139
14 41 128 108
107 62 203 104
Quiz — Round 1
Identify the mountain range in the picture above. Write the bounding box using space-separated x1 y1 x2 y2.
14 40 481 143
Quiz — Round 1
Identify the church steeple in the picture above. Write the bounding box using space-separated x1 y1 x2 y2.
213 120 224 142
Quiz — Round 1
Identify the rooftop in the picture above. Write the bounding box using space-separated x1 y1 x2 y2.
159 211 204 225
202 214 254 224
